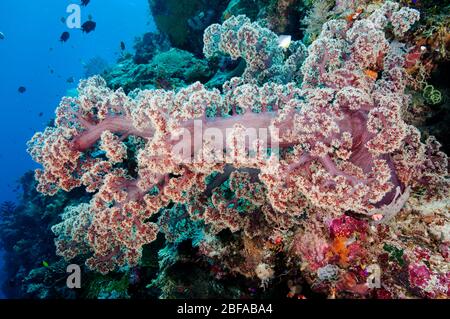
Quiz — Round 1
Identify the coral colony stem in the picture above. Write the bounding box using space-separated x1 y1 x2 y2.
27 1 448 296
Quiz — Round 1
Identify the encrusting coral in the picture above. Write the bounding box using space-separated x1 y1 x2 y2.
26 1 449 298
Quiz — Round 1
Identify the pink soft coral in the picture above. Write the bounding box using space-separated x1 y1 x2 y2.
27 2 447 274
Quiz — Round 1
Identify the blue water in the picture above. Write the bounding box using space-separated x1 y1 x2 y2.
0 0 156 204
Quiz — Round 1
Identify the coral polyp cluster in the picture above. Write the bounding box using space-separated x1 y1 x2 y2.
19 1 449 299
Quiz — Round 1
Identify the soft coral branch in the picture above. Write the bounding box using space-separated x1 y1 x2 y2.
27 2 448 273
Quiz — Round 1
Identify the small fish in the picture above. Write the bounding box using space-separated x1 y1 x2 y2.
81 20 96 33
38 112 44 117
120 41 126 51
42 261 49 267
18 86 26 93
60 31 70 42
60 17 66 24
81 0 90 6
0 31 5 40
66 76 75 83
278 35 292 49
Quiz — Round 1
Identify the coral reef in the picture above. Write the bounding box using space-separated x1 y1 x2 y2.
0 0 447 300
203 14 307 83
23 1 449 299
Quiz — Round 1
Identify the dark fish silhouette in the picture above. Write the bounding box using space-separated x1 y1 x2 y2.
81 21 96 33
120 41 125 50
0 31 5 40
60 17 66 24
81 0 90 6
18 86 26 93
66 76 74 83
60 31 70 42
38 112 44 117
